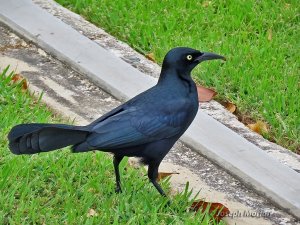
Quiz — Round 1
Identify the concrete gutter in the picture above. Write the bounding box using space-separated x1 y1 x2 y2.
0 0 299 219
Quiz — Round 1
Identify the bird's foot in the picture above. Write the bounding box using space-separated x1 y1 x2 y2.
115 186 122 193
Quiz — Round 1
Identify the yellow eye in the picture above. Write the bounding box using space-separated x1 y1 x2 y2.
186 55 193 61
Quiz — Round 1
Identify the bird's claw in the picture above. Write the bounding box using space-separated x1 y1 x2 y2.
115 187 122 193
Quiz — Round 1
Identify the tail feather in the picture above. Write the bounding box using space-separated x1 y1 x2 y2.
8 123 49 141
8 123 90 155
71 141 94 153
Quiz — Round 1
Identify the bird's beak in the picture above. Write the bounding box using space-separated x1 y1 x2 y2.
195 52 226 62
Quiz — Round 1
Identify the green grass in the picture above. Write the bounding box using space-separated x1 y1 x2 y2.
0 66 224 224
55 0 299 151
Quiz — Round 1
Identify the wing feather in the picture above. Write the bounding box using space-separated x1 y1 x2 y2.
86 99 191 149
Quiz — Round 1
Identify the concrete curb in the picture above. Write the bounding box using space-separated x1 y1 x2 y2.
1 0 299 219
33 0 300 173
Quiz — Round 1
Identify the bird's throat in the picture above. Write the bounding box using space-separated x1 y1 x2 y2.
158 68 196 95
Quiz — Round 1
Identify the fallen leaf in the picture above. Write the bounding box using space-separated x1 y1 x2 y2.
267 29 272 41
224 101 236 113
11 74 28 90
190 200 230 222
197 85 217 102
247 121 268 135
237 113 254 125
87 208 98 217
157 172 179 181
145 52 156 62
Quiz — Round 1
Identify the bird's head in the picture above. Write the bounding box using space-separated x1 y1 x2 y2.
162 47 225 74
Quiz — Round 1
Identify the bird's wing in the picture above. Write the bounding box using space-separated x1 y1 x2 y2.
88 105 125 126
86 99 191 149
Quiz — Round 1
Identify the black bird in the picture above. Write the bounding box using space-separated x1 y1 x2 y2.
8 47 225 196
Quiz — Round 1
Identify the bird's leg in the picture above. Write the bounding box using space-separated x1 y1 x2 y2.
113 155 124 193
148 162 167 197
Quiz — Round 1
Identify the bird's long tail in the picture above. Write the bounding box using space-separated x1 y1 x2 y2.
8 123 90 155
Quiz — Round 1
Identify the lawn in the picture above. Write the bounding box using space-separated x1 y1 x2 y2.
55 0 299 151
0 67 224 224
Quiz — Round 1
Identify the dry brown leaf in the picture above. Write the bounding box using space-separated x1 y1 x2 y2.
267 29 272 41
224 102 236 113
157 172 179 181
247 121 268 135
87 209 98 217
190 200 230 222
11 74 28 90
145 52 156 62
197 85 217 102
